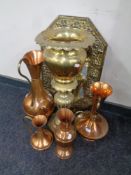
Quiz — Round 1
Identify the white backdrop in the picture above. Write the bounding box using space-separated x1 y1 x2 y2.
0 0 131 106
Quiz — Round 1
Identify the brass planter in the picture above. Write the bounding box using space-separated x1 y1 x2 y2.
36 27 94 105
36 27 94 132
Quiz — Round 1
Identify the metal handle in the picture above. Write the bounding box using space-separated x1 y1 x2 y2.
17 58 31 84
75 111 83 116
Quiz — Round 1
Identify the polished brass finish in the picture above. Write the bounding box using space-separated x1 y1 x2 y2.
45 46 86 83
51 78 78 93
36 23 95 132
54 108 76 159
35 15 107 110
36 25 95 107
18 50 54 119
31 115 53 150
36 27 94 50
75 82 112 140
54 92 74 107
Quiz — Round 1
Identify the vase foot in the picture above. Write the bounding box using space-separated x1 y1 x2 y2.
75 112 109 140
31 129 53 150
55 144 73 159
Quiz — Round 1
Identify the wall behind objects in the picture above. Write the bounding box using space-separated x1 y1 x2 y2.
0 0 131 107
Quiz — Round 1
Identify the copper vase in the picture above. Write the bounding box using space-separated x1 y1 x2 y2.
75 82 112 140
54 108 76 159
31 115 53 150
18 50 54 119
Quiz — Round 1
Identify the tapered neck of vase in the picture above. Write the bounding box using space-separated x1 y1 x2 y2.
24 60 45 98
31 79 45 98
60 121 72 131
25 62 43 79
37 127 45 137
91 95 101 115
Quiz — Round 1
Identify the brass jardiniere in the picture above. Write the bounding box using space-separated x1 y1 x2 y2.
36 27 95 132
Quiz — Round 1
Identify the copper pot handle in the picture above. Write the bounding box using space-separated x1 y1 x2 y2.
18 59 31 84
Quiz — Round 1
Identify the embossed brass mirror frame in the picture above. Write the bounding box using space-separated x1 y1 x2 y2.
35 15 107 110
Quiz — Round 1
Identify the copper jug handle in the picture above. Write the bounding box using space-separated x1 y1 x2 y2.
18 59 31 84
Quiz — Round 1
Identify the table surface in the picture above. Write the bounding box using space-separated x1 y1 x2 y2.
0 79 131 175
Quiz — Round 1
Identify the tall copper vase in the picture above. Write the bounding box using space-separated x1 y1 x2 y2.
18 50 54 119
75 82 112 140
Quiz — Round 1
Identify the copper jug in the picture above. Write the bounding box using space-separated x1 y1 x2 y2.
18 50 54 119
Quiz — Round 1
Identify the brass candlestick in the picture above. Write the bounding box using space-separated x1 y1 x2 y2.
31 115 53 150
18 50 54 119
75 82 112 140
54 108 76 159
36 27 95 132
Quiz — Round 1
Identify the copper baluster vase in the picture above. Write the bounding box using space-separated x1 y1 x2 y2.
54 108 76 159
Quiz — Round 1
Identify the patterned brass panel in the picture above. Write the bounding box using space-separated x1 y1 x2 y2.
36 15 107 110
